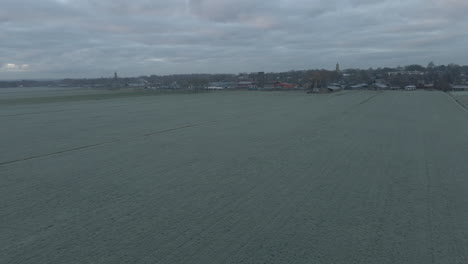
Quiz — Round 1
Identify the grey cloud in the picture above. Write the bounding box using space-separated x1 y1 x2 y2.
1 0 467 79
189 0 264 22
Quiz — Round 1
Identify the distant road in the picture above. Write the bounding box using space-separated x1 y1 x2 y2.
2 90 468 263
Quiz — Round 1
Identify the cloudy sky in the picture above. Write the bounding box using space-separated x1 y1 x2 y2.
1 0 467 79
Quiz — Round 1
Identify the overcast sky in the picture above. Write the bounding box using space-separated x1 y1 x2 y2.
1 0 467 79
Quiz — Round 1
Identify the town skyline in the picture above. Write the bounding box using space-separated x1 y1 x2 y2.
2 62 467 92
1 61 466 81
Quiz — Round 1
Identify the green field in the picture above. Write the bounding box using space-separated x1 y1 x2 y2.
2 89 468 263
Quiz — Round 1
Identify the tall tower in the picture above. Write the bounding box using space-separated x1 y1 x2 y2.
336 62 340 72
257 72 265 88
114 72 118 79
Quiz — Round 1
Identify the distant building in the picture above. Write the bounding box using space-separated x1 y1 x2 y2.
277 82 296 89
207 86 224 90
237 81 255 89
451 85 468 91
208 81 236 89
374 83 389 90
327 83 342 92
336 62 340 72
127 78 148 88
114 72 118 79
263 82 297 90
349 83 368 89
388 71 424 76
237 73 250 81
405 85 417 91
416 80 426 88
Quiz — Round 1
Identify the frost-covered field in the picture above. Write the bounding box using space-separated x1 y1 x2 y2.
2 90 468 263
0 86 107 99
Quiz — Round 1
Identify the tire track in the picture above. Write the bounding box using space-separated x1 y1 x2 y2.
358 90 382 105
445 92 468 114
0 123 207 167
0 110 66 118
0 111 262 167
